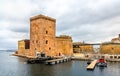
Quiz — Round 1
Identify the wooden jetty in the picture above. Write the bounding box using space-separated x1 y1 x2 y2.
86 60 97 70
45 57 71 65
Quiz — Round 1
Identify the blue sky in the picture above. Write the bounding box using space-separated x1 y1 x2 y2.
0 0 120 50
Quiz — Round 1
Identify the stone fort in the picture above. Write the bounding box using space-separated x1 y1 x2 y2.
17 14 73 58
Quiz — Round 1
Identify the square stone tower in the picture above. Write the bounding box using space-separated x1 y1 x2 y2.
29 14 56 57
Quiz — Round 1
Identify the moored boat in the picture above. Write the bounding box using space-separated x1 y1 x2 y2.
87 60 91 65
97 58 107 67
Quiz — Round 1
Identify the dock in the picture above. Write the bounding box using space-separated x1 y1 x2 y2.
71 57 90 61
45 57 71 65
86 60 97 70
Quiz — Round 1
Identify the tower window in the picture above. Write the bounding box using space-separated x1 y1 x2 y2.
36 40 38 43
49 47 51 50
46 40 48 44
112 48 114 50
32 40 34 43
46 30 48 34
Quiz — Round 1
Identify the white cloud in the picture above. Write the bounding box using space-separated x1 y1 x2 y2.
0 0 40 19
0 0 120 50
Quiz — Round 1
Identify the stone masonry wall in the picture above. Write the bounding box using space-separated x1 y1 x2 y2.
17 14 73 57
100 44 120 54
18 40 30 56
56 36 73 56
30 15 56 56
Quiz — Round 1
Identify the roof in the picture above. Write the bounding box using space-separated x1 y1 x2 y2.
73 42 90 45
56 35 72 39
30 14 56 22
18 39 30 42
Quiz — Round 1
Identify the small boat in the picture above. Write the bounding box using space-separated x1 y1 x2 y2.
97 58 107 67
87 60 91 65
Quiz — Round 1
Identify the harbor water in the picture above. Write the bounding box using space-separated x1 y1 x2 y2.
0 51 120 76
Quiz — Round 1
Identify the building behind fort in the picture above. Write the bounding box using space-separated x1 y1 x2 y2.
73 42 94 53
100 34 120 54
17 14 73 58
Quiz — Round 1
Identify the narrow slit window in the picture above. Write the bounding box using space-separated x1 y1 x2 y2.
32 40 34 43
46 30 48 34
49 47 51 50
36 40 38 43
46 40 48 44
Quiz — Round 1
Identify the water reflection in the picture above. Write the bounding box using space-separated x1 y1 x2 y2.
29 61 73 76
1 51 120 76
98 67 105 72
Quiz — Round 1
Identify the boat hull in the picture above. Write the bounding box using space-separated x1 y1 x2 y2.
97 62 107 67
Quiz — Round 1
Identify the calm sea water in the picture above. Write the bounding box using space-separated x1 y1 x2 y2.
0 51 120 76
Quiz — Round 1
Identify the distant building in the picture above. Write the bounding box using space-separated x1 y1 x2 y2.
111 34 120 43
17 14 73 57
100 34 120 54
73 42 94 53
